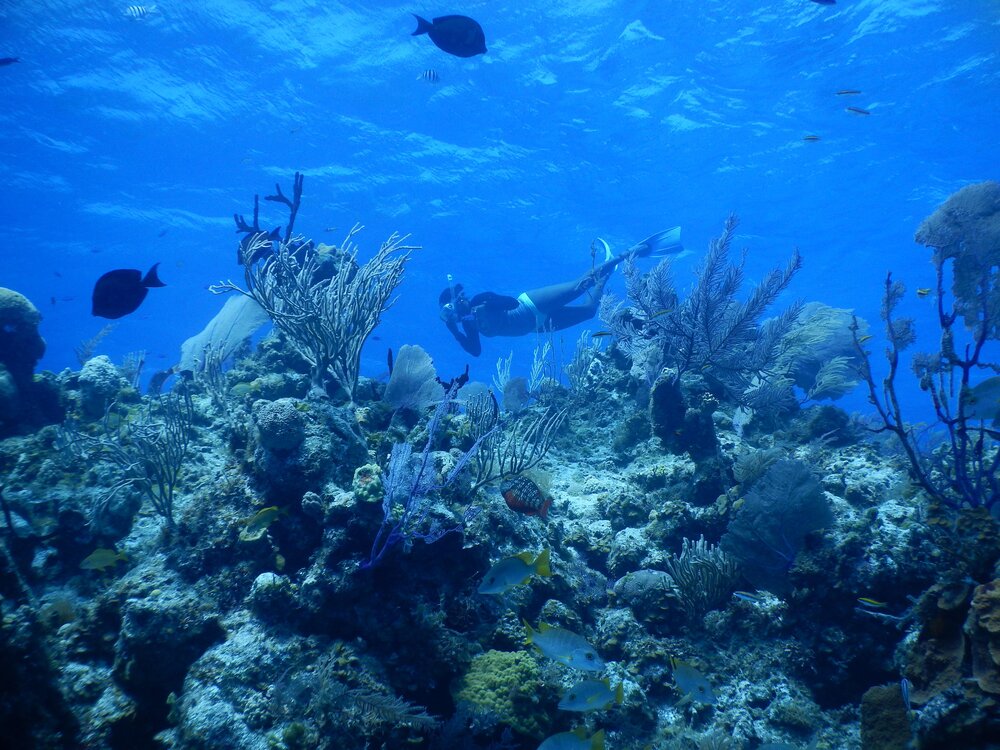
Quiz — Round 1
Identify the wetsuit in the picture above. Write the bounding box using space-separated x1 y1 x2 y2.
444 260 615 357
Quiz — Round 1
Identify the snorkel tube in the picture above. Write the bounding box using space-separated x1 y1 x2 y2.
440 273 460 323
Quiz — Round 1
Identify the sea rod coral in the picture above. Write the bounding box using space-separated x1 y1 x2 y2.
853 181 1000 513
212 226 416 401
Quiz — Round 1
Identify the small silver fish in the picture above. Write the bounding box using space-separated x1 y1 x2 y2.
124 4 156 19
417 69 439 83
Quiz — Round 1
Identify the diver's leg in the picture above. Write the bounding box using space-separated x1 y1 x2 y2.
524 267 608 314
545 302 601 332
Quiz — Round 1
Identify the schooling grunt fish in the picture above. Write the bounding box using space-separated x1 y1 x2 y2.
558 678 623 712
670 657 717 705
91 263 165 319
963 376 1000 425
411 14 486 58
478 549 551 595
538 727 605 750
80 548 128 572
524 620 606 671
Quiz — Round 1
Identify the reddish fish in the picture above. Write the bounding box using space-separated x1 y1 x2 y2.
500 475 552 519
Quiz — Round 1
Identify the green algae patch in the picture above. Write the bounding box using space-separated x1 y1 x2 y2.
454 650 553 738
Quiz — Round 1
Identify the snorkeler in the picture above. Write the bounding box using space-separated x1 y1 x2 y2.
439 228 683 356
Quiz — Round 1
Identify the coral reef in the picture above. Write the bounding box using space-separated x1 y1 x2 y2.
2 199 998 750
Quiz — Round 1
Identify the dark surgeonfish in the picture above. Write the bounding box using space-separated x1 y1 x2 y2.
0 57 20 66
91 264 165 319
411 14 486 58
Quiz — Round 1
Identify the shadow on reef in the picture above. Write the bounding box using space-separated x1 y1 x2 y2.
2 182 1000 749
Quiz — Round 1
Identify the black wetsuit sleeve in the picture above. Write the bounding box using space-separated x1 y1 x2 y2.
446 317 481 357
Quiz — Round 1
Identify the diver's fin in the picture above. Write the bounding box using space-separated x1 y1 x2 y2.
628 226 683 258
595 237 613 263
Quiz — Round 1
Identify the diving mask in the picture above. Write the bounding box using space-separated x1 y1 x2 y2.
440 302 458 323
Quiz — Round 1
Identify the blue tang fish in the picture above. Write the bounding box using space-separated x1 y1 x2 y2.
411 14 486 58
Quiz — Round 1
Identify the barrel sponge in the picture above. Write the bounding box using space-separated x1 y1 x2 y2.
454 650 552 738
915 181 1000 338
0 287 45 386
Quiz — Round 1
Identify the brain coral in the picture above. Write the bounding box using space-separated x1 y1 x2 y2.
454 650 553 738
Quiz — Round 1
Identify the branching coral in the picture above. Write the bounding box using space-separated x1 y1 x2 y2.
853 182 1000 512
213 226 415 400
466 390 567 491
601 215 802 414
61 392 195 528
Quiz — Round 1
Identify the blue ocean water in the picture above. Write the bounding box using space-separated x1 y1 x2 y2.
2 0 997 402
